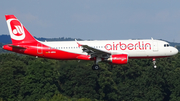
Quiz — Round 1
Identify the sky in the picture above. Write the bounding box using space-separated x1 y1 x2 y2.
1 0 180 42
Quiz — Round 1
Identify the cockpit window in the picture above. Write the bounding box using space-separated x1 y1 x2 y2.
164 44 170 47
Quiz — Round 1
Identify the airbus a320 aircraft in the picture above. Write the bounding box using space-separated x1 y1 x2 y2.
3 15 178 70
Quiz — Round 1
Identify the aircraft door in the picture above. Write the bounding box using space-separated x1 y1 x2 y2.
37 43 43 54
153 41 158 52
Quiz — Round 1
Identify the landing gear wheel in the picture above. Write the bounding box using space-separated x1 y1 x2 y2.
154 65 157 68
92 64 100 70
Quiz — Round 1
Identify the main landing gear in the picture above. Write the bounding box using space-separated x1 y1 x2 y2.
92 57 101 70
92 64 100 70
153 58 157 68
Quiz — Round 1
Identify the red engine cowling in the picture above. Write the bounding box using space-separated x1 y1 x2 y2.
107 54 128 64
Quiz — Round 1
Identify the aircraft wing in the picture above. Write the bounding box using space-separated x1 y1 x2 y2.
80 44 111 59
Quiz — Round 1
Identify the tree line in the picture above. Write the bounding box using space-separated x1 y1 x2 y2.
0 52 180 101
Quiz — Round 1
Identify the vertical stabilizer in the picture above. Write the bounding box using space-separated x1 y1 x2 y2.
5 15 37 44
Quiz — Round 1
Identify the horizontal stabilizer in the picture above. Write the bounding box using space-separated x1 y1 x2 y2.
8 45 26 49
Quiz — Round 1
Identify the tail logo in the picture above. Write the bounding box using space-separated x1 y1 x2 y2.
13 26 23 36
7 18 25 40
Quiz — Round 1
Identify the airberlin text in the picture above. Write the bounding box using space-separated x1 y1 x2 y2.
105 41 151 51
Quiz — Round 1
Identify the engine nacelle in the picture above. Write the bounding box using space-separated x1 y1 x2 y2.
107 54 128 64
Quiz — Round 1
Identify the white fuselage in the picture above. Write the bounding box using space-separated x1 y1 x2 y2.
41 39 178 58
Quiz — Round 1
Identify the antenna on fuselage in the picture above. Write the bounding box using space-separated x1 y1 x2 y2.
151 37 154 40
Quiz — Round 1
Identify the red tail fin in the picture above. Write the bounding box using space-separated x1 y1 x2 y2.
5 15 37 44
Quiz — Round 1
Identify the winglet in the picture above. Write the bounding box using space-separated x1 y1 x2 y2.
75 39 82 47
77 42 82 47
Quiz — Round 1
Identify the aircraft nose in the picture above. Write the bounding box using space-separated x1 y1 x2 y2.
172 47 178 55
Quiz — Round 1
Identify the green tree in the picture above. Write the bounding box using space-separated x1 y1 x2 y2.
57 60 99 100
19 58 59 101
0 53 26 101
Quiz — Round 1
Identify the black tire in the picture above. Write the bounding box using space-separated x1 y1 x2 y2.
92 64 100 70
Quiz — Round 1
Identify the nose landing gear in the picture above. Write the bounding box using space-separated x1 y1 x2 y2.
153 58 157 68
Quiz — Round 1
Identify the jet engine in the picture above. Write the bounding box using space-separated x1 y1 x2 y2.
107 54 128 64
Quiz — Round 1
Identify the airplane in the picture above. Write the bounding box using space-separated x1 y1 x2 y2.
3 15 178 70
